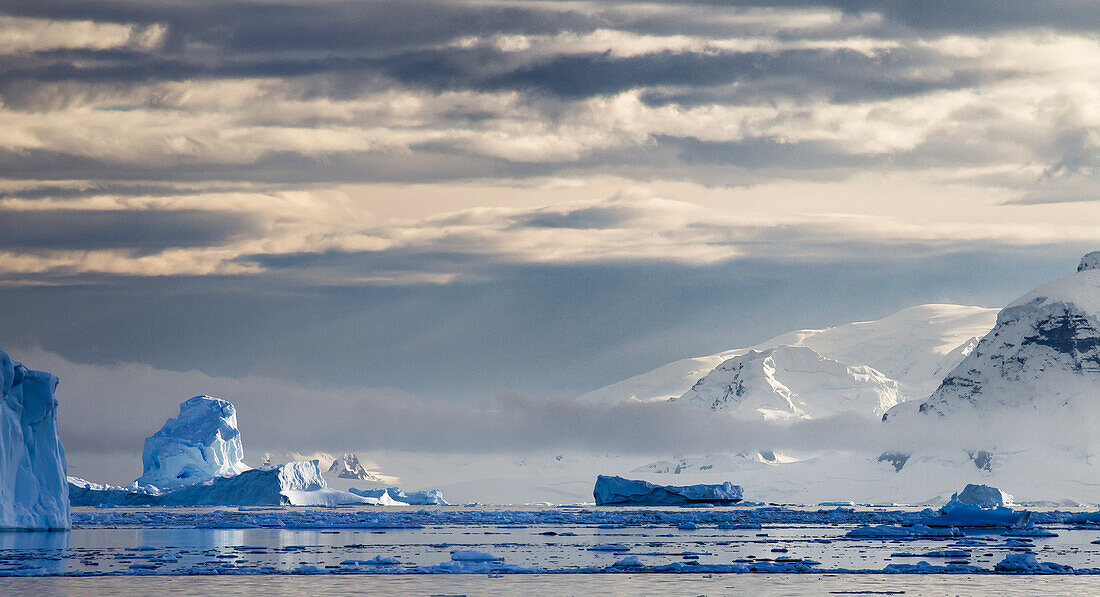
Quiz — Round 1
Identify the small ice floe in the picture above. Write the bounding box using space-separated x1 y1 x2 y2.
890 550 969 558
882 561 981 573
717 521 760 530
342 555 400 566
994 552 1074 574
845 524 958 538
588 543 630 551
450 550 503 562
611 556 644 568
677 522 699 530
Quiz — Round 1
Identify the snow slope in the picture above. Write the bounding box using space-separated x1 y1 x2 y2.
679 345 901 419
580 304 997 410
327 453 386 482
0 347 69 530
893 253 1100 418
135 395 251 490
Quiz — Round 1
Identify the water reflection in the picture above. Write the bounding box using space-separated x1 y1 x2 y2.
0 531 70 575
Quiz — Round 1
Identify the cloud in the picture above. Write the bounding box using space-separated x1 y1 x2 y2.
19 343 1100 486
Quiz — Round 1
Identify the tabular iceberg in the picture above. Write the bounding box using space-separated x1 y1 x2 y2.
134 395 251 490
0 346 69 530
593 475 742 506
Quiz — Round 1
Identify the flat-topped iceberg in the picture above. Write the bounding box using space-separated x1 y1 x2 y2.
135 395 251 490
593 475 742 506
0 347 69 530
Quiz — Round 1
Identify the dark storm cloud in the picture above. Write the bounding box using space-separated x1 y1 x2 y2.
0 209 261 251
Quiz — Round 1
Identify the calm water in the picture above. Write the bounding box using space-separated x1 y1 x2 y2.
4 574 1100 596
2 523 1100 574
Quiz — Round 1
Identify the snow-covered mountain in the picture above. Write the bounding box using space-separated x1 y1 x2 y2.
680 345 902 420
888 252 1100 419
581 304 997 420
327 453 387 482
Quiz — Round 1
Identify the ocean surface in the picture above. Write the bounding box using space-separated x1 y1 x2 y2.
3 504 1100 595
5 574 1100 596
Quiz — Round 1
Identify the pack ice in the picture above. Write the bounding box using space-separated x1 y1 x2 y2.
0 346 69 530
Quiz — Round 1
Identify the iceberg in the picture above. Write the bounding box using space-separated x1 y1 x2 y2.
593 475 742 506
0 347 69 530
71 460 373 507
134 395 250 490
348 487 448 506
921 494 1028 528
74 395 380 506
955 483 1012 507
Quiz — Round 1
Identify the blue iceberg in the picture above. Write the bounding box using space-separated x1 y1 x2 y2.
592 475 742 506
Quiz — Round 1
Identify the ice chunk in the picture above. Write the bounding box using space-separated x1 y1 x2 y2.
845 524 958 538
592 475 742 506
135 395 250 489
994 552 1074 573
0 347 70 530
450 549 502 562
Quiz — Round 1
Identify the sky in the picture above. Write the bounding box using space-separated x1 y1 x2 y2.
1 1 1099 482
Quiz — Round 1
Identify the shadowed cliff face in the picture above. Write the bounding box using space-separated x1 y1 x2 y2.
904 254 1100 417
1022 312 1100 373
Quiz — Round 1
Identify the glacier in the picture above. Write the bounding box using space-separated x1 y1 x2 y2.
135 395 251 490
0 346 70 530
